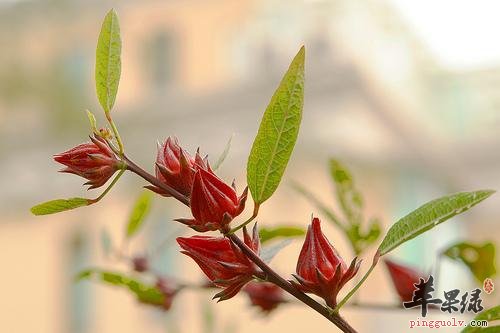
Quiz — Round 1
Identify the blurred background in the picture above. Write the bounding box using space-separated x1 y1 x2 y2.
1 0 499 332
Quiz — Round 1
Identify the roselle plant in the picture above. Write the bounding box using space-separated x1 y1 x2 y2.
31 9 499 333
294 159 498 313
293 159 382 257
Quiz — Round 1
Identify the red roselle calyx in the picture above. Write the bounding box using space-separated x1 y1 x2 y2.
54 134 122 189
384 258 423 302
177 225 260 301
147 137 200 197
149 136 247 231
244 281 286 314
293 217 361 308
132 256 149 273
176 168 248 232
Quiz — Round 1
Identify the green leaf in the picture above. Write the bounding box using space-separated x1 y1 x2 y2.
77 269 165 306
247 46 305 204
86 109 98 134
329 159 363 224
261 239 293 263
31 198 91 216
95 9 122 113
329 159 381 254
462 305 500 333
213 134 234 171
443 241 496 284
346 218 382 255
259 225 305 244
75 269 93 281
126 191 152 238
378 190 495 256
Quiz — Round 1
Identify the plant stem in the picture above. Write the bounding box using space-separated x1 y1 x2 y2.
228 203 260 234
227 233 357 333
89 167 126 204
123 154 190 206
344 302 440 312
334 252 380 312
105 112 124 155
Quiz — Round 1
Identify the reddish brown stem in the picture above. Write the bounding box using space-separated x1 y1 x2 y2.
122 154 355 331
227 233 357 333
123 154 190 206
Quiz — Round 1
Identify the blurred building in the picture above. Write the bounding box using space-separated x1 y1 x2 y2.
0 1 498 333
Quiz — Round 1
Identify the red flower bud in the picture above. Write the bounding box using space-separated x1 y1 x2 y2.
177 225 260 301
293 217 361 308
244 282 286 313
176 168 248 232
54 135 121 189
132 255 149 273
384 258 423 302
149 137 199 197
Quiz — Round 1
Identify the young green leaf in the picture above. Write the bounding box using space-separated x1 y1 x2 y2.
346 218 382 255
31 198 91 216
462 305 500 333
86 110 99 134
259 225 306 243
378 190 495 256
95 9 122 113
443 241 496 284
247 46 305 204
213 134 234 171
126 191 152 238
75 269 93 281
329 159 363 225
77 269 165 306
